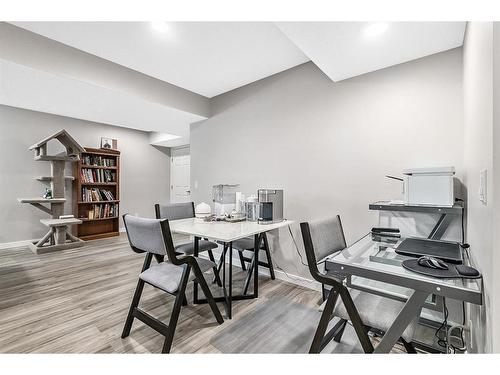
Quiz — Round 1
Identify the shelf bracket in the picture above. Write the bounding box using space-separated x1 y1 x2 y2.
30 203 53 216
428 213 453 240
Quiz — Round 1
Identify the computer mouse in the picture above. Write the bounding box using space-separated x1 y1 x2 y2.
417 256 449 270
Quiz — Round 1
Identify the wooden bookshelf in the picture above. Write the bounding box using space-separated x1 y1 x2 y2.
73 147 120 240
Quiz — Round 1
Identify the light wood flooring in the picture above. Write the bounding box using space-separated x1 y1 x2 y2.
0 234 400 354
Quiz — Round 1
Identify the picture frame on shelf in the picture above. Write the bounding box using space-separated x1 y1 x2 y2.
100 137 118 150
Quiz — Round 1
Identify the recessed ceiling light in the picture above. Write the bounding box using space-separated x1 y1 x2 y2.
150 21 170 33
363 22 389 38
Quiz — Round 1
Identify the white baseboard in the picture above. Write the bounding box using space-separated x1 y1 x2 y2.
263 266 321 291
0 239 35 250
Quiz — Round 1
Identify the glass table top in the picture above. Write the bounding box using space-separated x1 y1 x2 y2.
325 234 482 302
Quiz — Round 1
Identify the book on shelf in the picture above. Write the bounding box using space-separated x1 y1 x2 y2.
81 187 116 202
75 148 120 240
81 154 116 167
81 203 118 220
80 168 116 183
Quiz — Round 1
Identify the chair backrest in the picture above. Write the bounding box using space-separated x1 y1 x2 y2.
155 202 195 220
123 214 173 257
300 215 347 280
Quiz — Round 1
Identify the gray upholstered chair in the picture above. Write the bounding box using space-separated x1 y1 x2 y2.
122 214 223 353
155 202 221 286
300 215 418 354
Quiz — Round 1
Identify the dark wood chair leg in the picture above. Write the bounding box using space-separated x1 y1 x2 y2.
207 249 222 286
309 289 339 353
262 234 275 280
122 253 152 339
162 267 190 353
121 279 145 338
195 266 224 324
238 250 247 271
182 294 188 306
333 319 348 342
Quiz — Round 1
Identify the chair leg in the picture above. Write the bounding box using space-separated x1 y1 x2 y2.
122 253 152 339
207 249 222 287
309 289 339 353
194 266 224 324
242 256 255 295
162 267 190 353
333 319 348 343
262 234 275 280
207 249 216 263
182 294 188 306
121 279 146 338
238 250 247 271
401 338 417 354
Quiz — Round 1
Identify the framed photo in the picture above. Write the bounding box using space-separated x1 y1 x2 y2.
100 137 118 150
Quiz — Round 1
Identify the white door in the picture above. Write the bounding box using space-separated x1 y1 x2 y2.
170 147 191 203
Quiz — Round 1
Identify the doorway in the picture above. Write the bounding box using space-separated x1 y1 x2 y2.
170 146 191 203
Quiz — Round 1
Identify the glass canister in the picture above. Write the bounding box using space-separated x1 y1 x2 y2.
245 195 260 221
212 184 240 217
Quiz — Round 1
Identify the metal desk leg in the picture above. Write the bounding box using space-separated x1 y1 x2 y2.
221 242 229 318
374 290 430 353
254 233 260 298
228 241 233 319
193 236 200 303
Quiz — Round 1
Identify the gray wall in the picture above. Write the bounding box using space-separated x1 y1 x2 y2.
0 104 170 243
190 48 464 282
493 22 500 354
463 21 500 353
462 22 493 354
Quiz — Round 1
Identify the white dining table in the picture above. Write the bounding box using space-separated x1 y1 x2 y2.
169 218 294 318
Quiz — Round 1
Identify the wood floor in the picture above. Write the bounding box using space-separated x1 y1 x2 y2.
0 234 401 353
0 234 401 354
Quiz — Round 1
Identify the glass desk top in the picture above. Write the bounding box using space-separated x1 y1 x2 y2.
325 234 482 305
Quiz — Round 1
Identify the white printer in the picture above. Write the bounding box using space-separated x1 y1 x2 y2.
402 167 457 207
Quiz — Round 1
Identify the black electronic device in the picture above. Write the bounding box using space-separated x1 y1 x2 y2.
371 227 400 233
396 238 462 264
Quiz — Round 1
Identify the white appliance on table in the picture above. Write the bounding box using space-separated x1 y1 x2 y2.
402 167 457 207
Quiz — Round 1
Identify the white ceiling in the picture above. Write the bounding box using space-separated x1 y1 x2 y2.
11 22 310 98
276 22 466 81
0 59 205 140
4 22 467 147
